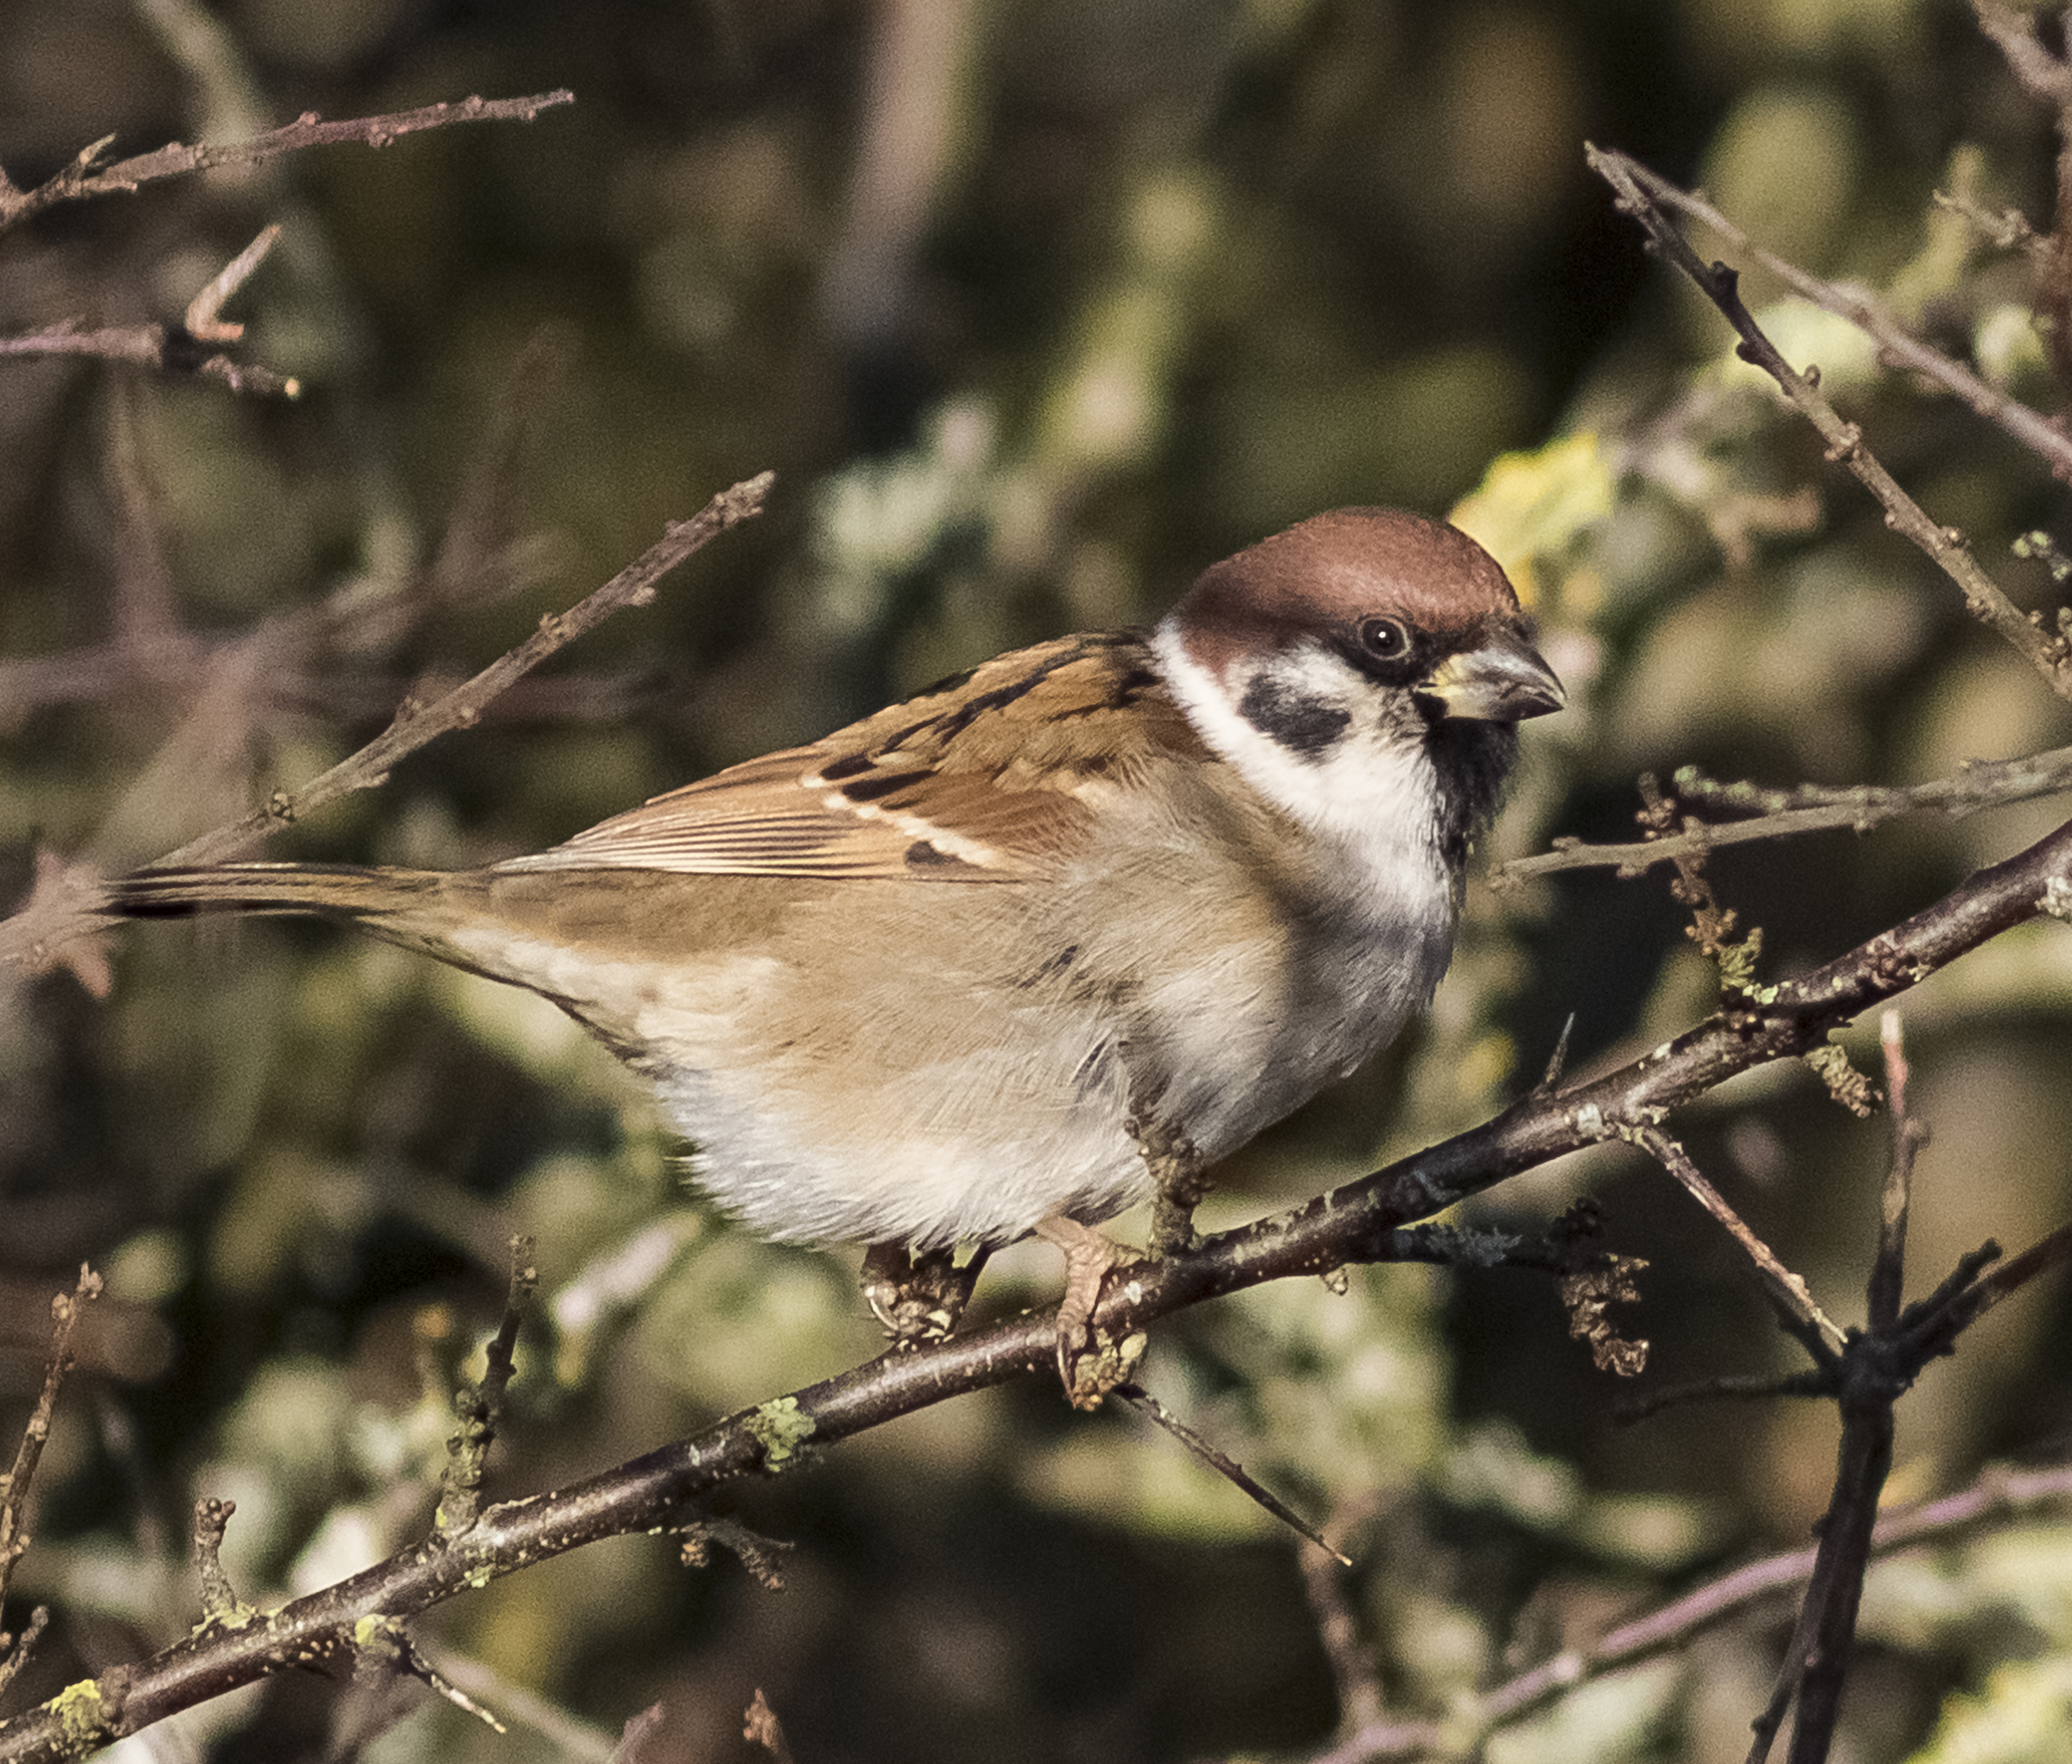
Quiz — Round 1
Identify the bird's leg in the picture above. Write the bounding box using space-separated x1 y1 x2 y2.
1138 1118 1209 1259
861 1240 989 1348
1033 1215 1142 1410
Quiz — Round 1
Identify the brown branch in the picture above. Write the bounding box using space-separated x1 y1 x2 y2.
1116 1382 1346 1561
1869 1012 1926 1332
743 1690 795 1764
3 814 2070 1761
1973 2 2072 393
1591 138 2072 481
191 1498 243 1627
1589 145 2072 702
184 225 280 341
1413 1459 2072 1756
0 1269 103 1616
436 1237 538 1537
0 318 298 398
0 472 774 981
0 1611 49 1704
1760 1040 1927 1762
0 326 575 733
1311 1459 2072 1761
155 472 774 868
0 92 576 234
1299 1499 1386 1743
0 227 297 397
1500 745 2072 881
1628 1127 1846 1358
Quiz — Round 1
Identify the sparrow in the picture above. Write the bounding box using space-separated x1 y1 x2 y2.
99 508 1561 1386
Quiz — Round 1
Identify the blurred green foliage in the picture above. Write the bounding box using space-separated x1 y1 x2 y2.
5 0 2072 1760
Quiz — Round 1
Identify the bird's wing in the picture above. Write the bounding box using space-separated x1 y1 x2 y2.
494 632 1206 882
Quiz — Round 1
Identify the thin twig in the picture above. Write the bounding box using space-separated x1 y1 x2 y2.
1869 1013 1926 1331
158 473 774 867
1589 145 2072 702
743 1690 795 1764
1592 142 2072 480
0 1610 49 1702
0 92 576 233
1501 744 2072 881
183 224 281 341
436 1237 539 1537
1116 1383 1348 1562
192 1498 246 1626
1352 1460 2072 1758
1628 1126 1846 1356
1772 1359 1897 1764
1935 1217 2072 1323
0 1268 104 1612
0 317 298 397
1615 1369 1834 1424
0 472 773 982
1300 1499 1385 1739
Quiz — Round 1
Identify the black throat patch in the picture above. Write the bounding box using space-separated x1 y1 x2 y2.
1237 671 1350 760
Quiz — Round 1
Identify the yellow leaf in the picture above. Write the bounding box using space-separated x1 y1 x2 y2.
1450 431 1613 605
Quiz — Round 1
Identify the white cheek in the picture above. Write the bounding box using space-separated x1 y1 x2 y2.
1151 624 1453 923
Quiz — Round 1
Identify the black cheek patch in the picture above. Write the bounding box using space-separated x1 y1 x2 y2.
1238 673 1350 760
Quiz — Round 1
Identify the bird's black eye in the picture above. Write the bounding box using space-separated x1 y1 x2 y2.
1359 617 1410 662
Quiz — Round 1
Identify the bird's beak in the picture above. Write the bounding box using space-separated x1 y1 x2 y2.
1418 631 1565 722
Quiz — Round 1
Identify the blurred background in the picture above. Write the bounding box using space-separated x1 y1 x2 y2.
5 0 2072 1759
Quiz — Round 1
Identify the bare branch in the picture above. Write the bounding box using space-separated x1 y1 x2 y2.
1592 143 2072 480
2 812 2068 1761
1628 1127 1846 1358
0 1268 104 1616
191 1498 246 1627
1500 744 2072 882
182 224 281 342
0 92 576 234
1869 1013 1927 1331
0 316 299 398
155 472 775 868
0 472 774 980
436 1237 539 1538
1589 145 2072 702
1438 1460 2072 1751
743 1690 794 1764
1116 1382 1347 1561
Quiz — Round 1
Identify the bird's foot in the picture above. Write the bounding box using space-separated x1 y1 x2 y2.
1033 1215 1145 1410
861 1240 988 1348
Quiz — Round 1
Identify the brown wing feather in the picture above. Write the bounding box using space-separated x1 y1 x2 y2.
495 632 1207 883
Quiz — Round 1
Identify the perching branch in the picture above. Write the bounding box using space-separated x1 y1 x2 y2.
3 811 2069 1763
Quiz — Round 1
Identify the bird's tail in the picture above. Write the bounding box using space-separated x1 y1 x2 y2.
105 863 446 923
